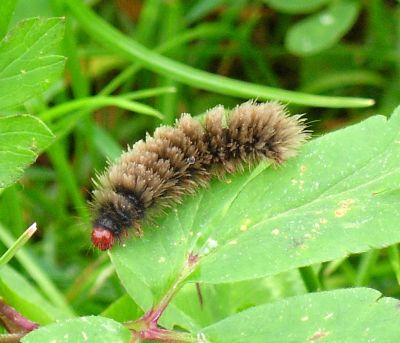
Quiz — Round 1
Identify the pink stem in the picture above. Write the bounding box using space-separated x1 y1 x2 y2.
127 253 200 342
0 300 38 334
137 326 197 343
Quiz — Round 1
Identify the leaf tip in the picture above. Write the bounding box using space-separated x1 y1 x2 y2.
26 222 38 238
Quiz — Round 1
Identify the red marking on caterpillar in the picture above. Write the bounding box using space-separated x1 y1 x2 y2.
91 226 115 251
90 101 310 250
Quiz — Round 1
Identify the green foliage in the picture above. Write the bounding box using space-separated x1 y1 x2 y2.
0 115 54 189
265 0 361 56
1 0 400 342
263 0 331 14
286 0 361 56
202 288 400 343
22 316 131 343
65 0 373 108
170 272 306 329
0 0 17 40
0 18 65 110
0 265 69 324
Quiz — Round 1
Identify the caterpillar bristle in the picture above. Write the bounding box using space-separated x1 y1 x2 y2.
91 101 310 250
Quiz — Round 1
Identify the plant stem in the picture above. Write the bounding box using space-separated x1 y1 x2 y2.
125 253 199 342
0 299 38 333
136 327 197 343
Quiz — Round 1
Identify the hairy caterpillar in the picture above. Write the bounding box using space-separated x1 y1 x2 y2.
91 101 309 250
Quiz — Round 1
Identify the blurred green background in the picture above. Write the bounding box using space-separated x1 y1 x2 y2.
1 0 400 317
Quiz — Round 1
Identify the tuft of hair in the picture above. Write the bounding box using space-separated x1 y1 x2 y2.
90 101 310 250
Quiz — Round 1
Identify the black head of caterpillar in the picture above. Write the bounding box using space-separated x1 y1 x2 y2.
90 101 310 250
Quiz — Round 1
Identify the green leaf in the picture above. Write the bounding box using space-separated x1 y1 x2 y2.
0 265 69 324
189 107 400 283
101 294 142 323
0 115 54 189
201 288 400 342
186 0 226 23
264 0 331 14
22 316 132 343
111 106 400 313
286 0 360 56
0 0 17 41
166 271 306 330
0 17 65 110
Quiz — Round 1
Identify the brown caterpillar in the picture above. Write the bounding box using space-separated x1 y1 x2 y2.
91 101 309 250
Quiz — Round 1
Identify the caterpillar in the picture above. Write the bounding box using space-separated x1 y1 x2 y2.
90 101 309 250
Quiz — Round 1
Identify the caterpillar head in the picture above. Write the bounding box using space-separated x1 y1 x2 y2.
91 193 144 250
91 225 115 250
91 214 121 250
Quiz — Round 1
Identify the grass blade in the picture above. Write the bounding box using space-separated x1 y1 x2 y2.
65 0 374 108
0 223 37 267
